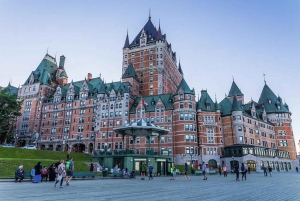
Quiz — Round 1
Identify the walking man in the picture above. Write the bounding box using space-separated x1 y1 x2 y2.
141 162 147 180
202 162 207 180
234 163 239 181
263 166 267 176
65 158 74 185
241 163 246 181
268 166 272 177
148 163 154 180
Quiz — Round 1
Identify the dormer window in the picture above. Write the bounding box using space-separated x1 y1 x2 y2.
277 105 281 110
252 112 256 117
206 103 211 110
180 94 184 100
140 52 144 56
268 99 271 104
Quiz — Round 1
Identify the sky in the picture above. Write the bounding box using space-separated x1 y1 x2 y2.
1 0 300 151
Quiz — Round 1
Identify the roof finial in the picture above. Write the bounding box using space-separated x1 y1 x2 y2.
263 73 266 85
46 47 49 55
149 8 151 20
215 93 217 102
232 76 234 81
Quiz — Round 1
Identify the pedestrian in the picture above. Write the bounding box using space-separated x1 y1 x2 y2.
184 163 190 181
218 165 222 176
33 162 42 183
90 163 94 173
296 167 298 173
15 165 25 182
148 163 154 180
41 166 48 182
170 166 174 180
65 158 74 186
241 163 246 181
248 166 251 174
30 167 35 181
202 162 207 180
173 166 177 180
54 159 66 188
263 166 267 176
234 163 239 181
223 165 227 177
48 163 56 181
140 162 147 180
268 166 272 177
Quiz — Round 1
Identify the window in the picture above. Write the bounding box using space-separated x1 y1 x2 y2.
78 126 84 132
257 139 261 145
189 103 192 108
180 102 183 108
160 136 165 143
239 136 243 143
279 140 288 147
250 138 254 145
80 109 85 115
150 137 155 143
168 136 172 142
149 55 153 60
102 132 106 138
150 77 153 82
136 137 140 143
238 126 242 131
168 115 171 122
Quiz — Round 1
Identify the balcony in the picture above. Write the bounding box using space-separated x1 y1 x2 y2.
203 121 217 127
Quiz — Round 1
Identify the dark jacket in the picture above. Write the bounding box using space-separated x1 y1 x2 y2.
34 162 42 175
15 168 25 178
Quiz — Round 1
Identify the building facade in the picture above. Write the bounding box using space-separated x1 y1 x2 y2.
11 16 297 172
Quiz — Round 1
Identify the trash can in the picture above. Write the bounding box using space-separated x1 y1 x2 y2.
102 170 108 177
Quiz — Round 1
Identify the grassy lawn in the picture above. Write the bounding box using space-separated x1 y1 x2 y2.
0 147 92 178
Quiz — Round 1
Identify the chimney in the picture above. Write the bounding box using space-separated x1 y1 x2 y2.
59 55 66 69
87 73 92 82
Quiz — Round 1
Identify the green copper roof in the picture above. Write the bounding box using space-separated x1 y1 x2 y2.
232 95 242 111
24 54 58 86
60 71 68 78
228 80 243 96
4 83 18 95
197 90 216 111
130 94 173 113
258 84 289 113
122 63 139 82
219 97 233 116
175 78 194 95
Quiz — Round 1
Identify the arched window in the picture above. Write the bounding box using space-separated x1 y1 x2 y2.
119 103 122 108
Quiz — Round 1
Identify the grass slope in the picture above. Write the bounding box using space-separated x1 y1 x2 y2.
0 147 92 178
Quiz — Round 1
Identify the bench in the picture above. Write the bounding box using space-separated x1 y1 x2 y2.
208 170 217 175
112 171 123 178
195 170 203 175
73 171 95 179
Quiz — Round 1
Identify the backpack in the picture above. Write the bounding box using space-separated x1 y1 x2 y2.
58 167 63 175
66 161 71 170
241 166 245 172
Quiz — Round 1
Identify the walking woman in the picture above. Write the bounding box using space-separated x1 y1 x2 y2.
184 163 190 181
33 162 42 183
218 165 222 176
54 159 66 188
223 165 227 177
202 162 207 180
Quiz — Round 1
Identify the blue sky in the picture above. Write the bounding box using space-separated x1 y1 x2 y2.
1 0 300 151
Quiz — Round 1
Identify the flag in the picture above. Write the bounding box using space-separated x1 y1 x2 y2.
141 99 149 107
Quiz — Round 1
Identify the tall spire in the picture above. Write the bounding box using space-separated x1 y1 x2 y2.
263 73 266 85
178 59 183 75
157 19 163 40
123 30 130 48
149 8 151 20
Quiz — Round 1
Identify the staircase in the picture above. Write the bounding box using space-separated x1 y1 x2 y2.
85 162 103 172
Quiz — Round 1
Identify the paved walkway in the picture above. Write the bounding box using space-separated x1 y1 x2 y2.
1 172 299 201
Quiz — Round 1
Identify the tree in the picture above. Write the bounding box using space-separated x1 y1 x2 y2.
0 88 22 144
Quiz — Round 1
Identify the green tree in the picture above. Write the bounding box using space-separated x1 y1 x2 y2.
0 88 22 144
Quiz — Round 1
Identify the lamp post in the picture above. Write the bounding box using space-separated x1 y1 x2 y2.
104 142 108 168
14 134 18 147
190 154 194 173
77 134 82 152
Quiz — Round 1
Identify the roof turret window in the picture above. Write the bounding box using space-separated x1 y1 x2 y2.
268 99 271 104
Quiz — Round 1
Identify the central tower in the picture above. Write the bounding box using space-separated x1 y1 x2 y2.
122 16 183 97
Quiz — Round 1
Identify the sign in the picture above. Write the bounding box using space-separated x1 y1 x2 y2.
162 151 169 156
